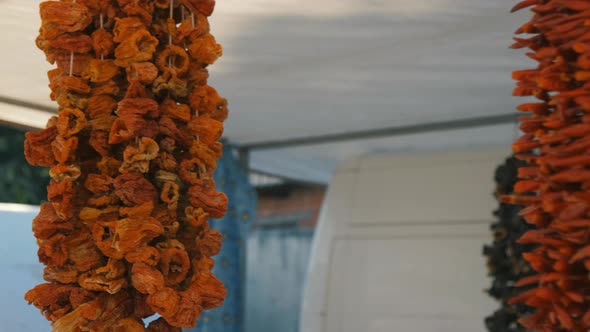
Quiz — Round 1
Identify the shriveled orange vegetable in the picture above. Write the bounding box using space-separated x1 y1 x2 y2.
24 0 228 330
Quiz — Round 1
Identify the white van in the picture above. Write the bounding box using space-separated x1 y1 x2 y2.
300 148 507 332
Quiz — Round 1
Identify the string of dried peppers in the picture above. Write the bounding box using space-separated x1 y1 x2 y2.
23 0 228 330
504 0 590 331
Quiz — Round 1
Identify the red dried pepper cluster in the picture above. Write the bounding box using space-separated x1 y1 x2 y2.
503 0 590 330
23 0 228 330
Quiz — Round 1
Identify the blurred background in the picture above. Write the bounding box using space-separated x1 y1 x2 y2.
0 1 534 332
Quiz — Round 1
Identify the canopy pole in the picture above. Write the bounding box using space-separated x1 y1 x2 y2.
241 113 520 150
0 96 54 114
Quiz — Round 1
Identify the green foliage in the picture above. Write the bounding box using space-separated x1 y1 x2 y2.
0 126 49 205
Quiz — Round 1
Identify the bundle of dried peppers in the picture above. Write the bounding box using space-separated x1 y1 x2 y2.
504 0 590 330
23 0 228 330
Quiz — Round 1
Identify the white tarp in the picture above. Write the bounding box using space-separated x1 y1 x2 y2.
0 0 530 182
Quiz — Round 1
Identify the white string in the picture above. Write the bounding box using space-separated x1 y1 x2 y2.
181 5 189 52
168 0 174 68
194 12 199 120
69 52 74 77
69 0 77 76
99 14 104 60
183 5 200 129
169 0 174 46
165 0 175 100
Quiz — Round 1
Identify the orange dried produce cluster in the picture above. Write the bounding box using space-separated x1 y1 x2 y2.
24 0 228 330
504 1 590 331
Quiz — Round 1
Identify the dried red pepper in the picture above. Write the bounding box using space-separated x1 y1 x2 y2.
506 1 590 331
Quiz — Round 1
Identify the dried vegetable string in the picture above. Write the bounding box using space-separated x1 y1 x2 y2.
504 0 590 330
23 0 227 330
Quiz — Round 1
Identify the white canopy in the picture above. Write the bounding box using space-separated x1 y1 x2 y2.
0 0 531 182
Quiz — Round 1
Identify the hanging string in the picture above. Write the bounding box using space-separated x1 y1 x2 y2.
69 0 77 76
69 53 75 77
189 9 198 118
168 0 175 69
166 0 175 100
99 13 105 60
169 0 174 46
182 6 201 142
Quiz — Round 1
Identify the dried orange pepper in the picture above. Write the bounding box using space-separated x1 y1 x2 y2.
24 0 228 330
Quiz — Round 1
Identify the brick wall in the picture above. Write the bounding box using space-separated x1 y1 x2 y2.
256 183 326 228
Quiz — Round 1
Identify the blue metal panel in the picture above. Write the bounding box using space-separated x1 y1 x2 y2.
190 144 257 332
244 222 314 332
188 143 315 332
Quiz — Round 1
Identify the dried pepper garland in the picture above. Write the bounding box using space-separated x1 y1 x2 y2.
484 157 535 332
503 0 590 330
23 0 229 330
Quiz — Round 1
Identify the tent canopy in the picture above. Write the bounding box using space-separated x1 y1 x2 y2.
0 0 529 182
